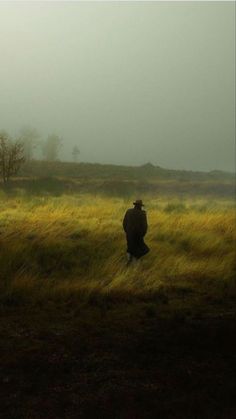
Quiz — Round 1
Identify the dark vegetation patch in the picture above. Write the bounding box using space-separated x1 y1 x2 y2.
19 160 234 182
1 176 235 199
0 159 234 198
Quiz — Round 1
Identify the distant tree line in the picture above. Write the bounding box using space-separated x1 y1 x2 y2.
0 126 80 183
18 126 63 162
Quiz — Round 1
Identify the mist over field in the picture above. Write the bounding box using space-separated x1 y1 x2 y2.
0 1 235 171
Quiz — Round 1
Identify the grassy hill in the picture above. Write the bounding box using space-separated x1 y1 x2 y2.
19 160 234 181
1 160 234 199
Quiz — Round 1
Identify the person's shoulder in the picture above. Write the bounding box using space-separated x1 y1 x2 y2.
124 208 133 216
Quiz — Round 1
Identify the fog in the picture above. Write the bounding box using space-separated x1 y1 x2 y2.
0 1 235 172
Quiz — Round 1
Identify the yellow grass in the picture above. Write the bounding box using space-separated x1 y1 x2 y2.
0 192 235 315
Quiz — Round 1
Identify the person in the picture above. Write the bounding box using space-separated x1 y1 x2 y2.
123 199 150 265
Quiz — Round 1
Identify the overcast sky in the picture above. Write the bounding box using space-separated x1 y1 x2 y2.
0 1 235 171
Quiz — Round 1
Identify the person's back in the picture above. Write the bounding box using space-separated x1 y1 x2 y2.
123 207 147 237
123 199 149 263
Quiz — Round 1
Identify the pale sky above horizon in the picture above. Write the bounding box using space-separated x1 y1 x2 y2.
0 1 235 171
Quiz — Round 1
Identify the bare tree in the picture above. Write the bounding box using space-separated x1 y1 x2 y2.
18 126 40 161
42 134 62 161
0 131 25 183
72 146 80 162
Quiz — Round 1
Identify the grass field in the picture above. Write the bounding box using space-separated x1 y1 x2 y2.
1 190 235 311
0 178 236 418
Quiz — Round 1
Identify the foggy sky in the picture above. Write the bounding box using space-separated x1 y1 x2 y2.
0 1 235 171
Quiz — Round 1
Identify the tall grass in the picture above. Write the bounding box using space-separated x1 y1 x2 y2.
0 192 235 315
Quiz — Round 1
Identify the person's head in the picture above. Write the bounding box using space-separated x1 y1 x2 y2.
133 199 144 209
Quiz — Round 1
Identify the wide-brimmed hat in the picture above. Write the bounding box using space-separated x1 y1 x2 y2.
133 199 144 207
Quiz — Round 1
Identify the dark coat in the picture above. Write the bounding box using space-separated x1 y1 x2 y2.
123 207 149 259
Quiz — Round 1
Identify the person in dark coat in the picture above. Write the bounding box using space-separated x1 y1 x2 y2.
123 199 150 264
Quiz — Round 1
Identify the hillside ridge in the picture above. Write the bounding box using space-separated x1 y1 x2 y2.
19 160 234 181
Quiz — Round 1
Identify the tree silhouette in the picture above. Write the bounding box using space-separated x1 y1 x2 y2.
42 134 62 161
0 130 25 183
18 126 40 161
72 146 80 163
